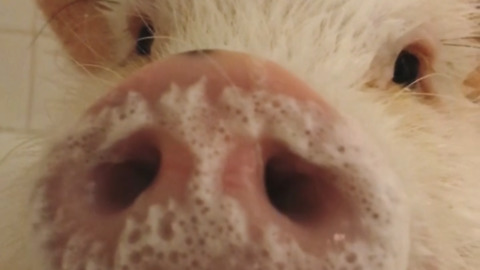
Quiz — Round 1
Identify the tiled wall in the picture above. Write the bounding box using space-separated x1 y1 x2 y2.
0 1 63 156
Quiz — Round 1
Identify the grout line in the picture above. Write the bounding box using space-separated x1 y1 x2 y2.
0 28 37 35
0 28 33 35
0 126 39 135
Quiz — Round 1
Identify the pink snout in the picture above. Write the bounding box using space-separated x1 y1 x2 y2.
35 50 408 270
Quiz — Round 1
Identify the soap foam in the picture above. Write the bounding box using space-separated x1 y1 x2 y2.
32 79 408 270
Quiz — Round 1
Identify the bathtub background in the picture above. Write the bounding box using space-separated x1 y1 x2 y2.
0 1 64 157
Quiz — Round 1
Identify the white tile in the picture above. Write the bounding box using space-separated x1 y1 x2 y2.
0 0 36 31
0 33 33 129
0 131 30 159
30 36 71 130
0 130 38 220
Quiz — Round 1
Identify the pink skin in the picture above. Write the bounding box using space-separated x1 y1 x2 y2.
89 49 357 247
91 50 335 115
36 50 405 269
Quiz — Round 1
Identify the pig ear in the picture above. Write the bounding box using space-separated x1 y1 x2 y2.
36 0 115 67
464 67 480 103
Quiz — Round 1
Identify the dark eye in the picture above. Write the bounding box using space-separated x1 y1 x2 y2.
136 24 155 56
392 50 420 86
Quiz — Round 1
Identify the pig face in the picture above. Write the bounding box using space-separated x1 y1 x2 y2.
1 0 480 270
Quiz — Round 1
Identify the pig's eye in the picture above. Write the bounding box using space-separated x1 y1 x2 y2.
392 50 421 87
135 23 155 56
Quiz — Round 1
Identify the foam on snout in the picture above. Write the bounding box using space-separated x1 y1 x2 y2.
32 79 409 270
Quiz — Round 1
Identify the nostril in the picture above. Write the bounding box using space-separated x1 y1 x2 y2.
264 149 345 225
90 133 161 214
265 156 317 222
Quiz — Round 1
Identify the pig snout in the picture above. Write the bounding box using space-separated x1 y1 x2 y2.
33 50 409 270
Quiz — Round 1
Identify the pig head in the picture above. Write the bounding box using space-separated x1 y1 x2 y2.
1 0 480 270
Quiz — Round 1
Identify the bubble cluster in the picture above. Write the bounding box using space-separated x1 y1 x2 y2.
32 79 408 270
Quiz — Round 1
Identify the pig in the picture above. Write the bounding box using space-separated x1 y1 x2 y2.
1 0 480 269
